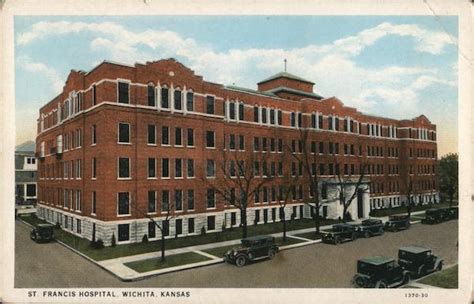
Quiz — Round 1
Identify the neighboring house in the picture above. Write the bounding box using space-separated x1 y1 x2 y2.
35 58 438 245
15 141 37 205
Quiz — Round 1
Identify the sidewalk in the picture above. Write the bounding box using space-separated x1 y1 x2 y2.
97 210 426 281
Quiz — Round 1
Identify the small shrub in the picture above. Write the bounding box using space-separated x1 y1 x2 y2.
31 213 38 219
142 234 148 243
221 223 226 231
200 226 206 235
90 239 104 249
111 233 116 247
55 222 61 229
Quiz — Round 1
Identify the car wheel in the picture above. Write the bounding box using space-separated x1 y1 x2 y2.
268 249 276 260
334 236 341 245
378 227 384 235
403 273 411 284
418 265 427 277
436 262 443 272
392 226 398 232
363 231 370 238
351 233 357 241
353 275 366 288
235 255 247 267
376 280 387 288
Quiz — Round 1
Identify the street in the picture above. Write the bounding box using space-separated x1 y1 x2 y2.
15 219 458 288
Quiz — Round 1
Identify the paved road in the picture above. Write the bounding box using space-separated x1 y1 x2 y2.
15 219 458 288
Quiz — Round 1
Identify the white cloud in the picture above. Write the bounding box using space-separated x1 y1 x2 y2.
16 20 457 119
17 55 64 93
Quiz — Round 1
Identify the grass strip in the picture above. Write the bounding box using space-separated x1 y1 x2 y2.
124 252 211 273
418 265 458 288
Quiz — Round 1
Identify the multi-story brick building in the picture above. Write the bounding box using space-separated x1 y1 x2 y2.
35 58 438 245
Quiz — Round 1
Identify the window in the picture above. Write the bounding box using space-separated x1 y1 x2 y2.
187 159 194 178
161 126 169 145
290 112 296 127
207 189 215 208
187 128 194 146
175 219 183 236
148 84 155 106
278 139 283 152
91 191 96 215
148 158 156 178
239 103 244 121
328 116 333 130
229 102 236 120
253 137 260 151
206 96 215 114
148 191 156 213
187 189 195 210
298 113 302 128
161 87 169 108
239 135 245 150
158 191 170 214
91 125 96 145
148 125 156 145
207 160 215 177
269 109 275 124
162 220 170 236
118 224 130 241
175 190 183 211
335 117 339 131
207 216 216 231
261 107 267 124
318 114 323 129
117 192 130 215
175 159 183 178
229 134 236 150
92 85 97 106
277 110 282 125
206 131 215 148
92 158 96 179
175 127 182 146
174 89 182 110
118 157 130 178
162 158 169 178
253 106 259 122
118 123 130 143
148 222 156 238
186 91 194 111
118 81 129 104
188 218 195 233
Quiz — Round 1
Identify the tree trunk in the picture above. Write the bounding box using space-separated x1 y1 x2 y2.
160 232 166 262
282 210 287 242
241 208 248 239
407 197 412 217
315 204 320 233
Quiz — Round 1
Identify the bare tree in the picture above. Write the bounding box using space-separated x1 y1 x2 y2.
275 144 299 241
202 148 273 239
290 129 323 233
333 145 368 223
401 166 417 217
132 197 178 262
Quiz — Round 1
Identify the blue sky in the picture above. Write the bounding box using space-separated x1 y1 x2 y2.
15 16 458 156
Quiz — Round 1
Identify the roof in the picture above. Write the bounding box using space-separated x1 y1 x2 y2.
399 246 430 254
225 85 278 98
242 235 273 241
15 141 35 153
257 71 315 85
359 256 394 266
264 86 324 100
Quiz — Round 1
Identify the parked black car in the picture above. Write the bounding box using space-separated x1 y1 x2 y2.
448 206 458 219
398 246 443 277
30 223 55 243
421 208 452 224
352 219 385 238
384 215 410 232
351 256 411 288
224 235 279 267
321 224 357 245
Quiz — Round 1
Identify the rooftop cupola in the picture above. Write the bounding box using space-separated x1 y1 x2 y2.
257 69 322 100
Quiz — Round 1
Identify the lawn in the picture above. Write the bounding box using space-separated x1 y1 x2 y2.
369 201 455 218
291 231 322 240
18 214 337 261
202 245 238 258
124 252 211 273
275 236 305 246
418 265 458 288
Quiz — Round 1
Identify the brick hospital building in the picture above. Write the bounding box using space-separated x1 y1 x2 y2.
36 58 438 245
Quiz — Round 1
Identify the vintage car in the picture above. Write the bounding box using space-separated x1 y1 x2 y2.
448 206 458 219
321 223 357 245
384 215 410 232
398 246 443 277
223 235 279 267
352 219 385 238
351 256 411 288
421 208 452 224
30 223 55 243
